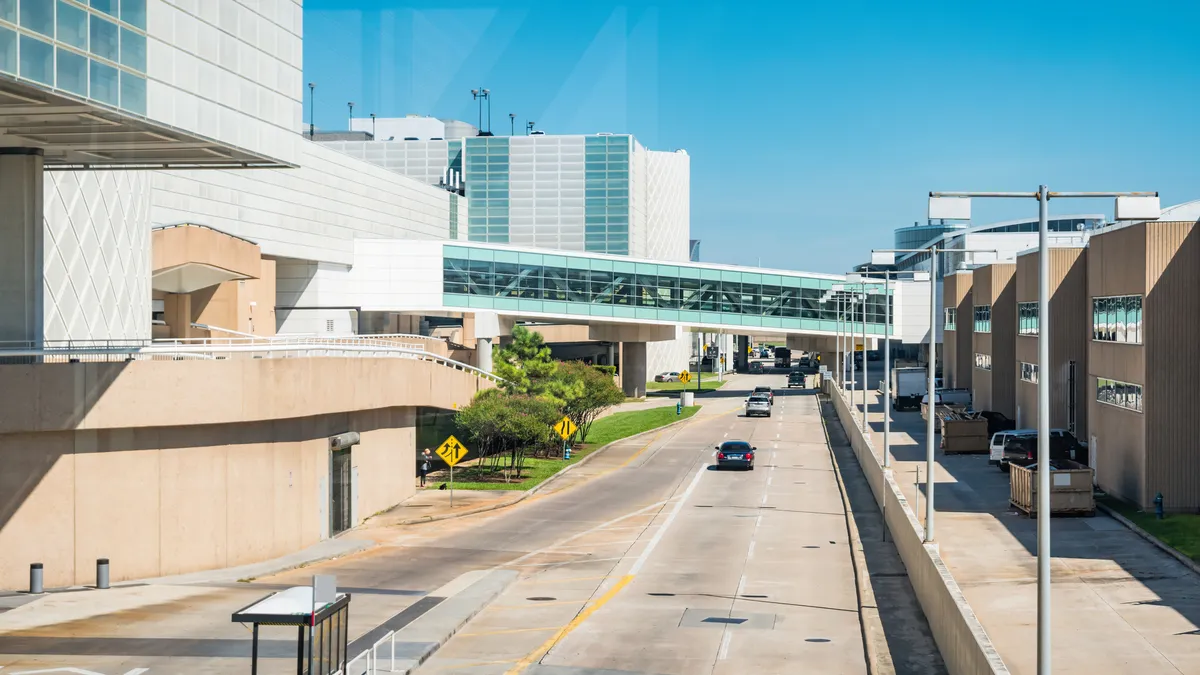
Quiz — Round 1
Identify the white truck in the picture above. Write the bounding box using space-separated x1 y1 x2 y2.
890 367 928 411
922 389 973 407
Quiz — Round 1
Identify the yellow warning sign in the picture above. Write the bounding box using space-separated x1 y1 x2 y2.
553 416 578 440
679 370 692 383
436 435 468 467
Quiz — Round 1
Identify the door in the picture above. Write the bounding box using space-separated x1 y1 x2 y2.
1089 435 1098 485
330 448 352 536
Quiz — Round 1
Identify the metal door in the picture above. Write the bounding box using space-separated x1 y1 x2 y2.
330 449 352 536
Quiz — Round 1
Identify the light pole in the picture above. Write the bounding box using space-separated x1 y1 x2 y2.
370 113 376 139
509 113 516 136
928 188 1159 675
307 82 315 140
527 121 535 135
849 268 909 470
347 101 354 130
471 88 491 134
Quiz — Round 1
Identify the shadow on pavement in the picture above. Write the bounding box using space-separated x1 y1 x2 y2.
819 395 948 675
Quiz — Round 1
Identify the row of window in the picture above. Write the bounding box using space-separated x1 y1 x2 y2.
443 258 892 321
975 353 991 370
1017 302 1039 336
0 30 145 112
1020 361 1039 383
1097 377 1142 413
974 305 991 333
1093 295 1142 344
944 308 956 330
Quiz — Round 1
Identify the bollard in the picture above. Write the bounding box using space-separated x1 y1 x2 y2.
29 563 43 594
96 558 110 589
1155 492 1164 520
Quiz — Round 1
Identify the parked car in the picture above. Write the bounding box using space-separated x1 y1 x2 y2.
654 372 681 382
978 411 1016 437
745 394 772 417
715 440 756 470
788 371 805 388
989 429 1035 466
752 385 774 404
749 362 764 373
1002 431 1085 471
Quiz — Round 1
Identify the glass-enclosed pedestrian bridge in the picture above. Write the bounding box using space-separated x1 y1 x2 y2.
438 243 892 336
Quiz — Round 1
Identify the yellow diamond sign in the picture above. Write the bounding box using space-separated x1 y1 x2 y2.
435 435 468 467
553 416 578 440
679 370 692 383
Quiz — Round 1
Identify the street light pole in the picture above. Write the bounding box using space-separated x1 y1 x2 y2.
883 272 891 468
926 247 937 540
347 101 354 130
509 113 516 136
370 113 376 139
308 82 316 140
861 288 868 432
928 188 1159 675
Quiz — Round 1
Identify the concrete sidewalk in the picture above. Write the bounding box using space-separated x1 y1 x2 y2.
847 387 1200 675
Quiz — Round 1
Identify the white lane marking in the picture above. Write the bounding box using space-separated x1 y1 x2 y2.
505 499 672 566
767 474 773 486
724 432 729 438
755 514 763 528
736 574 748 595
761 492 768 505
718 630 733 660
629 466 705 575
747 541 756 560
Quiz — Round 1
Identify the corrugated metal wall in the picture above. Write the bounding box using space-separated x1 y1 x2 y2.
991 264 1018 419
1014 248 1089 437
1088 224 1148 506
1145 222 1200 511
943 272 974 391
972 268 994 412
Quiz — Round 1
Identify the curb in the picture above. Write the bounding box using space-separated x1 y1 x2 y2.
390 410 703 527
818 397 892 675
1096 503 1200 576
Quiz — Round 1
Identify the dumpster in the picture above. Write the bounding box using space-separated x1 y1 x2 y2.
940 418 989 454
1009 460 1095 517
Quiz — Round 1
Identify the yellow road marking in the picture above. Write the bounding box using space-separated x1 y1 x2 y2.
459 626 561 637
504 574 635 675
614 432 662 470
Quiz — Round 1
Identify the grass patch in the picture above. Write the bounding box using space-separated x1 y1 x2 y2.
646 379 726 392
1100 495 1200 562
427 405 700 492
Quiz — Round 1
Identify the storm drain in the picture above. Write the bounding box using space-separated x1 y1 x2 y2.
679 608 777 630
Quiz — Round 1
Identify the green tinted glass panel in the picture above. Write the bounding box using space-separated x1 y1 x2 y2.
0 25 15 75
57 1 88 49
55 46 87 95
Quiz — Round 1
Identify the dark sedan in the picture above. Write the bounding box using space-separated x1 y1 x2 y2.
715 441 756 470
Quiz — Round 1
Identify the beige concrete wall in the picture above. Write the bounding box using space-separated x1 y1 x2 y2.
152 224 261 281
0 357 488 590
825 381 1009 675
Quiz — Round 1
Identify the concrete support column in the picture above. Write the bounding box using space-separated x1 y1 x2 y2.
0 149 45 345
163 293 194 339
477 336 493 373
606 342 615 367
621 341 647 397
735 335 749 372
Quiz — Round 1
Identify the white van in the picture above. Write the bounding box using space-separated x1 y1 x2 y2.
989 429 1035 466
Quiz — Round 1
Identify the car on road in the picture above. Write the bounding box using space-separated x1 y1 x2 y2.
787 371 804 388
715 441 756 470
749 361 764 373
745 394 772 417
654 371 681 382
752 385 774 404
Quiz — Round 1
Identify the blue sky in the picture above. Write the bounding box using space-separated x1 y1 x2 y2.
304 0 1200 274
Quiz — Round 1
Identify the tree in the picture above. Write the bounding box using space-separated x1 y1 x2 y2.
556 361 626 442
455 390 561 480
493 325 558 397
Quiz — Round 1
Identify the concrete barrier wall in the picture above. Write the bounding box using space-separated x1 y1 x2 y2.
824 381 1009 675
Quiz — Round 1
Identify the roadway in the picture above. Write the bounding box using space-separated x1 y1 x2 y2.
0 372 944 675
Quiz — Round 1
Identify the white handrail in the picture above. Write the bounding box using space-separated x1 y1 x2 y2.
0 343 503 382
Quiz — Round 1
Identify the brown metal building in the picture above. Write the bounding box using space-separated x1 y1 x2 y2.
942 271 973 391
972 263 1017 418
1088 220 1200 511
1014 246 1088 438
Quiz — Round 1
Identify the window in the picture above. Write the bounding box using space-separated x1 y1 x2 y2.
89 59 118 105
1020 362 1039 383
1018 302 1039 336
19 0 54 37
975 353 992 371
1092 295 1142 343
944 308 957 330
119 26 143 70
18 33 52 84
1096 377 1142 413
55 46 87 95
89 14 118 62
57 0 89 50
974 305 991 333
0 25 15 75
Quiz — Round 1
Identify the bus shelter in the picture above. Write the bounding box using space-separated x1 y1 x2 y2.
232 586 351 674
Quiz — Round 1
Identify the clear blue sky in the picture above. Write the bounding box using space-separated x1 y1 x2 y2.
304 0 1200 274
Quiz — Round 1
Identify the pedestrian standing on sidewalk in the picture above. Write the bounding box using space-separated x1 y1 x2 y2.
419 448 433 487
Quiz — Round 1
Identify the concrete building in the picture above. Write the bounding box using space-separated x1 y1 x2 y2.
971 263 1016 418
942 270 973 391
1013 245 1088 435
1086 219 1200 511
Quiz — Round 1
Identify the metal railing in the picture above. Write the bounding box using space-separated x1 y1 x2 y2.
0 341 501 383
332 629 404 675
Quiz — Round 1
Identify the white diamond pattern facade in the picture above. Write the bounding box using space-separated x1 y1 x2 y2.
43 170 151 342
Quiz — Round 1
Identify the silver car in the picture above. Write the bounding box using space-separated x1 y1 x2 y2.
745 394 771 418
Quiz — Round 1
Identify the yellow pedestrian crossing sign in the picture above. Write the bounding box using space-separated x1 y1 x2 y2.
554 416 578 440
679 370 692 383
436 435 468 467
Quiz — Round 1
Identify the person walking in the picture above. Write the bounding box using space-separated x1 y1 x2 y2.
419 449 433 488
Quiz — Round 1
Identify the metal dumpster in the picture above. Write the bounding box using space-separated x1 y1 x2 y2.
1010 460 1095 517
